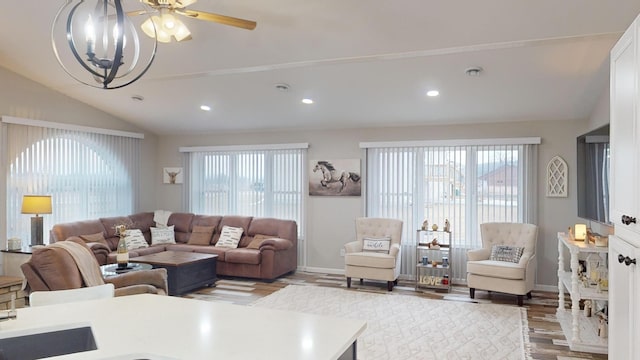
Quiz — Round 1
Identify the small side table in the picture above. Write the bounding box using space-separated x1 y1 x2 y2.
100 263 153 277
1 247 33 278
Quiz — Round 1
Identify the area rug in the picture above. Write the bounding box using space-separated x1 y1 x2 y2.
251 285 530 360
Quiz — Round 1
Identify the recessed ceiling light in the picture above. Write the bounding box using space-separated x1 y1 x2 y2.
465 66 483 76
200 105 211 111
426 90 440 97
275 83 291 92
302 98 314 104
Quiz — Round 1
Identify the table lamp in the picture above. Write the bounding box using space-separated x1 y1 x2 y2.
21 195 52 246
574 223 588 244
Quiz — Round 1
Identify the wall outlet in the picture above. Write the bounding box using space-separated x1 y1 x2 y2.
340 249 345 257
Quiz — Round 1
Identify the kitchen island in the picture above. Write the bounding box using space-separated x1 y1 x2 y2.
0 294 366 360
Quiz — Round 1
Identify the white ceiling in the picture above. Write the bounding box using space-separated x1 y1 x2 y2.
0 1 639 135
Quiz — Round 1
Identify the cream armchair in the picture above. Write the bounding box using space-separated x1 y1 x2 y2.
467 222 538 306
344 217 403 291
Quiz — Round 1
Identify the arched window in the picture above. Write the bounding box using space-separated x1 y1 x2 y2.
4 120 140 243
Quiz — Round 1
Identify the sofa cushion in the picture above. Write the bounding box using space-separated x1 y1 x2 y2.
100 216 135 238
188 226 215 245
216 216 252 245
345 252 396 269
215 226 243 248
79 232 109 247
151 225 176 245
51 219 105 243
167 213 194 234
225 248 261 265
166 244 228 261
467 260 525 280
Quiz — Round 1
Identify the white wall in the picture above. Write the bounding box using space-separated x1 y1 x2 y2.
155 118 592 287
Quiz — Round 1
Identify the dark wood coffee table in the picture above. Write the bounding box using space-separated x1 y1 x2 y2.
130 251 217 296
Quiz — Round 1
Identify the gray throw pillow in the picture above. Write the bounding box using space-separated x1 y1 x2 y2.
489 245 524 263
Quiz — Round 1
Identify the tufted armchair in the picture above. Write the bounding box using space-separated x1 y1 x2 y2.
467 222 538 306
344 217 403 291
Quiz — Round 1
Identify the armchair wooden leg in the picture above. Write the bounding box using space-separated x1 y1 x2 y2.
517 295 523 307
393 279 398 285
360 278 364 285
347 277 351 288
527 291 532 299
469 288 475 299
387 281 393 291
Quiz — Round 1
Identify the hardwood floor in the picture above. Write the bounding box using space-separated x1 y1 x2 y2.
184 271 608 360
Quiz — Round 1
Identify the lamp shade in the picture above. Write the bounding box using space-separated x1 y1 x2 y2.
574 223 587 241
21 195 52 215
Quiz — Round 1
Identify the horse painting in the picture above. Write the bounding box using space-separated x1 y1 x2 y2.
311 160 361 195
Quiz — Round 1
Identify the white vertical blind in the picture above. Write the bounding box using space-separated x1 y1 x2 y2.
185 147 306 240
365 142 537 282
4 123 140 242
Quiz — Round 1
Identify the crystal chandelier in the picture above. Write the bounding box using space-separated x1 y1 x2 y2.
51 0 158 89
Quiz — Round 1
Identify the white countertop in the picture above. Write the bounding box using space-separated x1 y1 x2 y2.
0 294 366 360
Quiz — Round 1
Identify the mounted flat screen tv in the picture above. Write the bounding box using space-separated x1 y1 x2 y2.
576 124 611 225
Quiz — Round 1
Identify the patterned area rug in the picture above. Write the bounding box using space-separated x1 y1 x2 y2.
251 285 530 360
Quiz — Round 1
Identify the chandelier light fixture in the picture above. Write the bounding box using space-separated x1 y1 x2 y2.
51 0 158 89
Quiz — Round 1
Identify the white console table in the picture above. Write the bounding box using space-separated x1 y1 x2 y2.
556 232 608 354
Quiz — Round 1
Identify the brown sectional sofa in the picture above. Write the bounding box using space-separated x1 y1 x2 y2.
50 212 298 281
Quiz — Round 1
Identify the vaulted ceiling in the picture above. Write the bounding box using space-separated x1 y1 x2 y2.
1 1 639 135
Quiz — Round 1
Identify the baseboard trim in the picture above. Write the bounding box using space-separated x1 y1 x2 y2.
296 267 561 294
298 266 345 275
535 284 559 293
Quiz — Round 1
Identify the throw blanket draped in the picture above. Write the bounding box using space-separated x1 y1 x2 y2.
50 241 105 287
154 210 173 227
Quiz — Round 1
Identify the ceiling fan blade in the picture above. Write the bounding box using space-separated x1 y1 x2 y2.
175 0 198 8
176 9 256 30
126 10 152 17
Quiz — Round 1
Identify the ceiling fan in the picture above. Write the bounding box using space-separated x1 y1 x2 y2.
129 0 257 43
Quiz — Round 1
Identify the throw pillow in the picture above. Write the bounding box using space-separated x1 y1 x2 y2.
78 232 109 246
362 236 392 253
215 225 244 248
123 229 149 250
247 234 272 249
150 225 176 245
188 225 215 246
489 245 524 263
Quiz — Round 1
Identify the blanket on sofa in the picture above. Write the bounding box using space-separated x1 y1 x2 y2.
50 241 105 287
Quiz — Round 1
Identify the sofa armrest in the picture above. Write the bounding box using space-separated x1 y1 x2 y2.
344 241 362 253
105 268 168 295
114 284 164 296
467 248 490 261
259 238 293 251
65 236 110 265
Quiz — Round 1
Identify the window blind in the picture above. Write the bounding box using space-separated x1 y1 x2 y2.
365 141 537 282
3 122 140 243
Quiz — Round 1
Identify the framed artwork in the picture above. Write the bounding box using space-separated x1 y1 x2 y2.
546 155 567 197
309 159 361 196
163 167 183 184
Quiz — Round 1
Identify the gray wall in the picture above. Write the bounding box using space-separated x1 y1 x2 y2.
155 119 593 287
